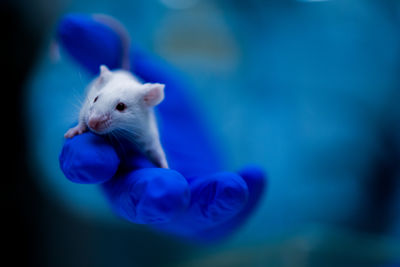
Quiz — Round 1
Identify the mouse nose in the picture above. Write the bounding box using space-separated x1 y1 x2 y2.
88 118 101 131
88 115 109 131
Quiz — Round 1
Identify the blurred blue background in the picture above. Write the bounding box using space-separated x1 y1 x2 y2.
22 0 400 266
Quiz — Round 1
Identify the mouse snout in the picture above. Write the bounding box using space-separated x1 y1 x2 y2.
87 114 110 132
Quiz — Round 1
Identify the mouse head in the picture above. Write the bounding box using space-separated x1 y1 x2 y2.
85 65 165 135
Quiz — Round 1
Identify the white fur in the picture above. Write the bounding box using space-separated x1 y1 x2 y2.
64 65 168 168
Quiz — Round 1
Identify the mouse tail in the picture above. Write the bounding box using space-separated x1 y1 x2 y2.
49 39 61 63
92 14 131 71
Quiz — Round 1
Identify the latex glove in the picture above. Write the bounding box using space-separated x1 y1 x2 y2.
58 14 266 241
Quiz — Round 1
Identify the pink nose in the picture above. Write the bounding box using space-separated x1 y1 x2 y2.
88 116 108 131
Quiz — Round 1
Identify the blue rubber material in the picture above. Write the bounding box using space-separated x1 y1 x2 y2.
58 13 266 241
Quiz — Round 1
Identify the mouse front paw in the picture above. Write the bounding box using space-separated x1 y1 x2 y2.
64 123 87 138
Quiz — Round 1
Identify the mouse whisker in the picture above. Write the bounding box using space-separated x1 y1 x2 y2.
113 128 134 141
108 131 128 157
114 128 142 147
113 119 141 134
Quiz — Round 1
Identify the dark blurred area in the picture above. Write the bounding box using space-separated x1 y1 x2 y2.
4 0 400 266
2 0 56 266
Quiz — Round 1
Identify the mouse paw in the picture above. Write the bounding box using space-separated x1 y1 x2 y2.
64 123 87 138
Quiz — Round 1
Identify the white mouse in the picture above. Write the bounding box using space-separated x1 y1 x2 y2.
64 65 169 169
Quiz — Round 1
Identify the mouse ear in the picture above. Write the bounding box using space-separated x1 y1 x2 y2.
142 83 165 106
95 65 112 87
100 65 112 78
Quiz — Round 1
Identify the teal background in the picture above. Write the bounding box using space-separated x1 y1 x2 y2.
26 0 400 266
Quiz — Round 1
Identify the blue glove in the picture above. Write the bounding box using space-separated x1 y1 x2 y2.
58 14 266 241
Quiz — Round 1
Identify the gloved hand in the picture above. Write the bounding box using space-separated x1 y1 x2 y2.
58 14 266 242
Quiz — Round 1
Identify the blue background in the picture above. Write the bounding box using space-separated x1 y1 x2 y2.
26 0 400 265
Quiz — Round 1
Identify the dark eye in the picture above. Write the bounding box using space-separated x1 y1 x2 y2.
93 96 98 103
116 102 126 111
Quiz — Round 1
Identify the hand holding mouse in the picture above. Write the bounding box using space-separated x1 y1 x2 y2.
58 14 266 241
64 65 168 168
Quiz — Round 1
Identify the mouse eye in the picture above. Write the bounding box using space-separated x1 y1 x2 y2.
116 102 126 112
93 96 98 103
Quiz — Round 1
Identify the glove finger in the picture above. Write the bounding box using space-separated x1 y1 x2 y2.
155 171 248 238
57 13 123 75
183 166 266 242
188 172 249 225
102 168 190 224
237 164 267 213
59 131 120 184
